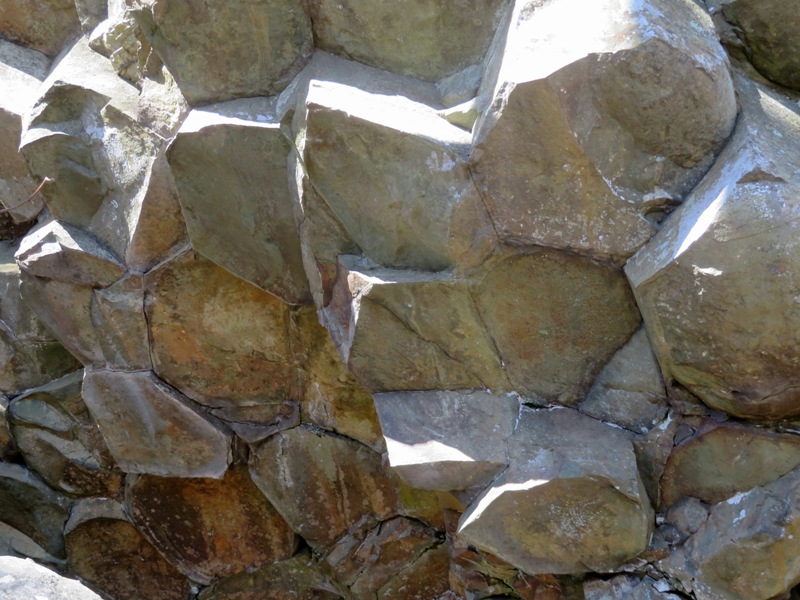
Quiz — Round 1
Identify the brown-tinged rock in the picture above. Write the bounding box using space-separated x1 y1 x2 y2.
307 0 509 82
8 371 122 497
625 75 800 419
579 327 667 433
373 389 517 491
376 542 451 599
249 424 399 551
167 98 310 304
90 274 150 370
82 369 231 478
458 408 653 574
134 0 313 105
471 0 736 262
0 40 49 223
661 422 800 507
0 0 81 57
198 551 346 600
662 467 800 600
65 499 190 600
0 462 71 559
473 250 640 405
633 411 679 512
145 250 298 410
127 467 297 585
0 521 60 565
0 396 13 459
323 257 506 392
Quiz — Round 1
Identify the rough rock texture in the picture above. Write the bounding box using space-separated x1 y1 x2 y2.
0 556 101 600
2 1 800 599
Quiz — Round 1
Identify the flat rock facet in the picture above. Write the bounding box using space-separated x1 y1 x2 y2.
0 0 81 56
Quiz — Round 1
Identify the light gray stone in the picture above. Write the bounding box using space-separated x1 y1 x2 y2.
584 574 683 599
0 556 101 600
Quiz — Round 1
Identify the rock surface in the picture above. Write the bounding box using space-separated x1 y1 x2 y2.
0 556 101 600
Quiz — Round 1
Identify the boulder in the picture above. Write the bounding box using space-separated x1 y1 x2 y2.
662 468 800 600
625 75 800 419
584 574 683 599
0 0 80 56
307 0 509 82
81 369 231 478
579 327 668 433
373 389 517 490
0 240 79 392
661 422 800 507
0 521 59 565
133 0 313 105
0 556 101 600
249 424 399 551
7 370 122 497
458 408 653 574
65 499 190 600
144 250 299 412
471 0 736 262
167 98 310 304
323 257 506 392
0 396 12 459
472 250 640 404
0 463 71 559
90 275 150 370
0 40 49 223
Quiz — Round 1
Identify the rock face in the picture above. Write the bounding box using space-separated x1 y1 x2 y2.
2 1 800 599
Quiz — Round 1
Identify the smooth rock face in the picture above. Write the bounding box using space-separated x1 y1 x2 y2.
0 463 71 559
249 425 398 551
458 409 653 574
720 0 800 90
127 468 297 584
472 0 737 262
0 0 81 56
0 40 48 223
8 371 122 497
661 423 800 507
373 389 517 491
663 468 800 600
308 0 509 81
81 369 231 478
0 556 101 600
626 75 800 419
65 501 190 600
168 99 310 304
137 0 313 105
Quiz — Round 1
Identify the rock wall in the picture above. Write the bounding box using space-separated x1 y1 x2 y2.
1 1 799 599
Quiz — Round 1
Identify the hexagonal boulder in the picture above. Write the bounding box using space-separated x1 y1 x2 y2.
81 369 231 478
661 422 800 507
133 0 313 105
625 75 800 419
458 408 653 574
65 499 190 600
167 98 310 304
373 389 518 491
471 0 736 262
307 0 509 82
8 370 122 497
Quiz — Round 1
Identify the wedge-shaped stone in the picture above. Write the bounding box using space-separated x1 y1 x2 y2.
0 0 80 57
303 81 495 272
661 423 800 507
325 516 447 598
90 275 150 370
0 397 12 459
715 0 800 91
8 371 122 497
198 551 346 600
145 250 298 410
323 257 506 392
82 369 231 478
168 98 310 304
0 240 78 392
65 499 190 600
374 390 517 490
0 40 49 223
662 468 800 600
458 408 653 574
625 76 800 419
134 0 313 105
249 425 399 551
473 251 640 405
128 467 297 585
579 328 667 433
584 574 682 599
471 0 736 262
308 0 509 82
0 463 71 559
